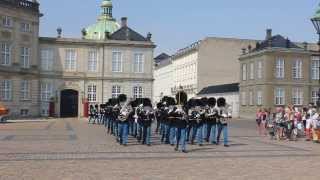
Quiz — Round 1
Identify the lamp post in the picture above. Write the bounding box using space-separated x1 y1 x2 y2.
311 4 320 107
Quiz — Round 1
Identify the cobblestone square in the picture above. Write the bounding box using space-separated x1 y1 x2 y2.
0 118 319 180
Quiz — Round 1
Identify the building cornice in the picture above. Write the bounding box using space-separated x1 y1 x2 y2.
239 47 314 61
39 37 156 49
0 0 40 14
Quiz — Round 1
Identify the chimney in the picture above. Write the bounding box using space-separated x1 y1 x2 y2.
286 38 290 48
121 17 128 28
57 27 62 38
126 28 130 40
147 32 152 41
248 45 252 52
303 42 308 51
266 29 272 40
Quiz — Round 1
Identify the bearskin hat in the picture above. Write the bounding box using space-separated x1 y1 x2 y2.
108 98 119 106
157 102 164 109
194 99 202 107
100 104 106 109
187 99 197 108
208 97 216 107
118 94 127 103
175 91 188 105
143 98 152 107
161 96 176 106
217 97 226 107
200 97 208 106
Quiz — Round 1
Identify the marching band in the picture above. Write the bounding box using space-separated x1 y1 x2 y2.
88 91 231 153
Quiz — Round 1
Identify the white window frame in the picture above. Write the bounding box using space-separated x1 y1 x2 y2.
20 47 30 68
40 49 54 71
292 88 303 106
0 80 12 101
0 43 11 66
41 103 50 117
311 56 320 80
292 59 302 79
2 16 12 27
257 90 262 106
275 58 285 79
20 22 31 32
242 64 247 81
112 51 122 72
311 88 319 106
249 63 254 80
20 80 30 101
133 53 144 73
274 87 285 106
88 50 98 72
257 60 263 79
112 85 121 98
65 49 77 71
40 83 53 102
87 84 97 102
249 90 254 106
133 86 143 99
241 91 246 106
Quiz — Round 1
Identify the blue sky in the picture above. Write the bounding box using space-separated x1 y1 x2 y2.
39 0 319 55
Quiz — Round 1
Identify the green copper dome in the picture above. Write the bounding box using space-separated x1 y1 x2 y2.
84 0 120 40
313 3 320 19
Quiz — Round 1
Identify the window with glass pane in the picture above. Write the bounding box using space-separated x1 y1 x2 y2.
242 64 247 81
275 88 285 105
241 91 246 106
257 61 262 79
1 43 10 65
41 49 54 71
133 86 143 98
65 49 76 71
249 91 254 105
133 53 144 73
41 83 53 102
292 59 302 79
87 84 97 102
2 16 12 27
311 56 320 80
20 22 31 32
292 88 303 105
88 50 98 72
0 80 12 101
275 58 284 78
257 90 262 105
20 80 30 100
112 52 122 72
112 86 121 98
249 63 254 80
311 89 318 105
20 47 30 68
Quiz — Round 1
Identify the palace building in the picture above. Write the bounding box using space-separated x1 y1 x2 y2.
0 0 155 118
239 29 318 118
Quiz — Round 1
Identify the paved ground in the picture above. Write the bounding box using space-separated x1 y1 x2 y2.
0 118 319 180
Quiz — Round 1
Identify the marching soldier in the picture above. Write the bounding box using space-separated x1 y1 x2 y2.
216 97 230 147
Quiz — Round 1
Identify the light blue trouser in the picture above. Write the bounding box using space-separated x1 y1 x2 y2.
209 124 217 143
197 124 204 144
217 124 228 145
177 128 187 151
169 126 176 145
119 122 128 145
